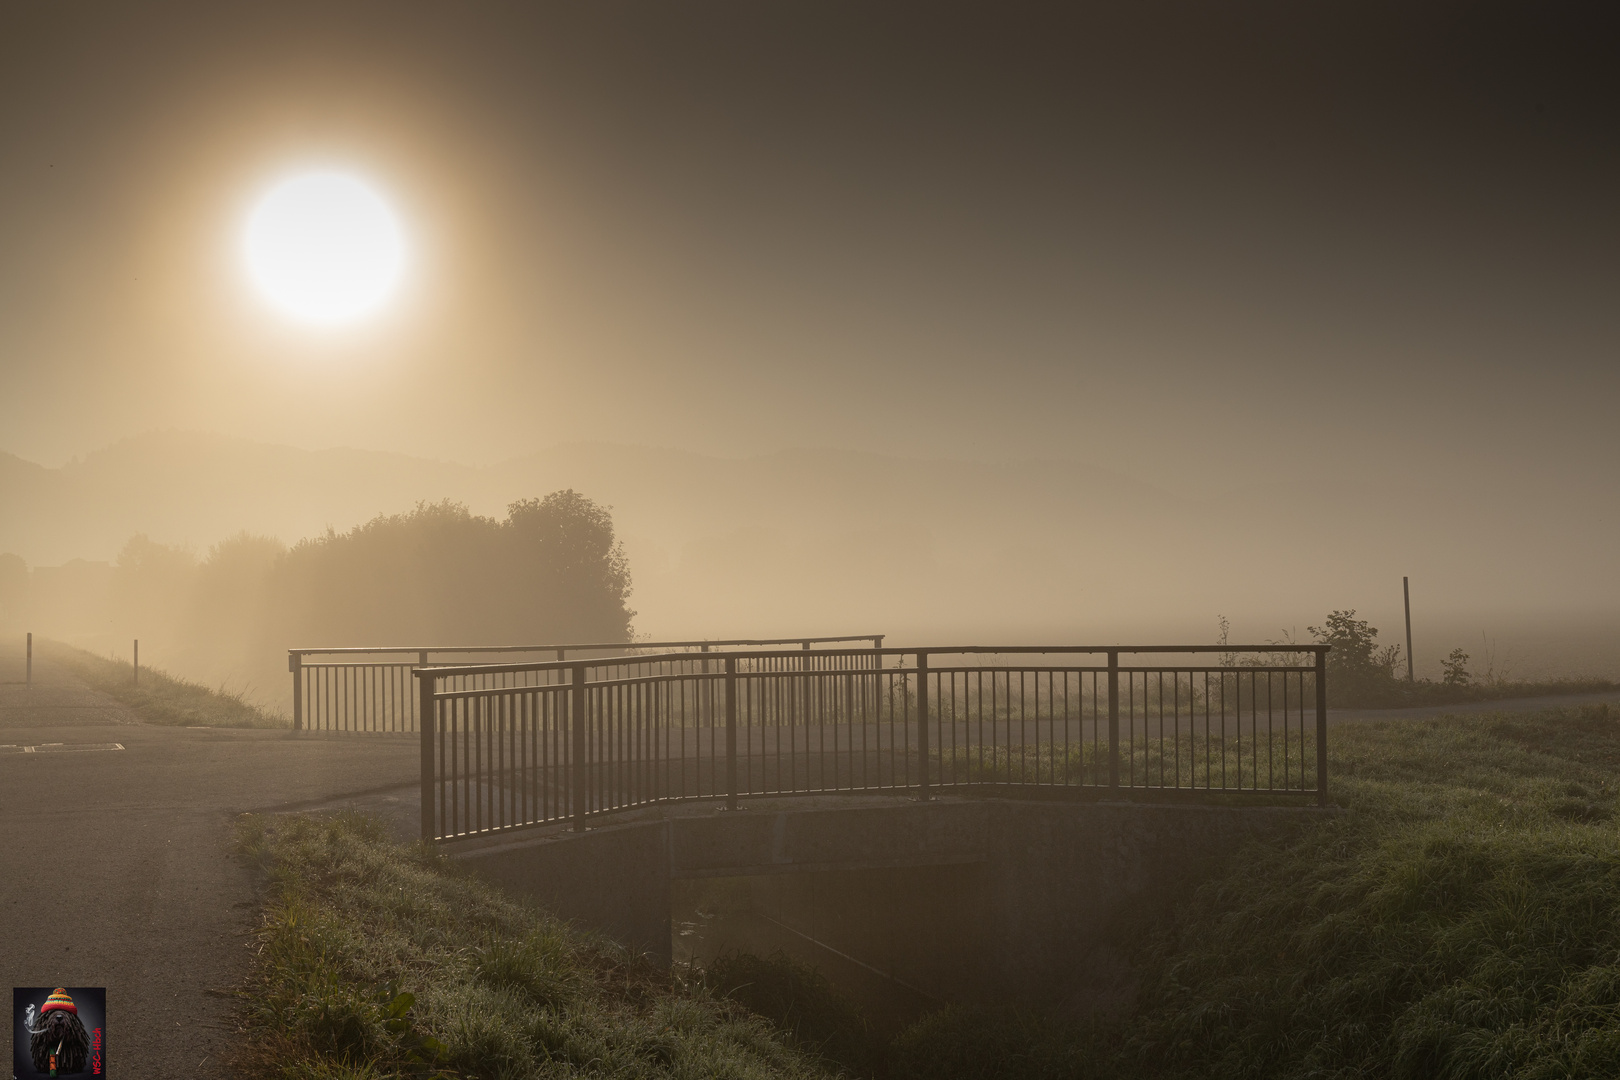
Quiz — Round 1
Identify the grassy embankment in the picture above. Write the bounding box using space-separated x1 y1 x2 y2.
235 702 1620 1079
234 812 836 1080
910 702 1620 1080
44 638 286 727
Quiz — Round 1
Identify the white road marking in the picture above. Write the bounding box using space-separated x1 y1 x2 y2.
0 742 126 754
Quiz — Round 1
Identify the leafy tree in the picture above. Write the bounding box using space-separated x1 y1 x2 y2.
1308 609 1403 704
505 490 634 643
272 492 634 647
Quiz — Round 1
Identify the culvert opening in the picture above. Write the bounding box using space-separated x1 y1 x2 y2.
673 862 989 1030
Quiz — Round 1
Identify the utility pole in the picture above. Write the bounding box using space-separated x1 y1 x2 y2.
1403 577 1414 682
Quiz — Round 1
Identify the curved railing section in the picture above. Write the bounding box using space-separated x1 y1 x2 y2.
414 643 1332 842
287 635 885 733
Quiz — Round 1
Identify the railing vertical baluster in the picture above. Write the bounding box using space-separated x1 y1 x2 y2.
1315 648 1329 806
571 662 587 832
725 656 738 810
289 652 304 731
917 651 931 801
418 668 436 841
1107 650 1120 789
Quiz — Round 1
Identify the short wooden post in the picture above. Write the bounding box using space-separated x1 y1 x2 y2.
916 651 931 801
1403 576 1415 682
1315 648 1329 806
571 662 588 832
26 632 32 688
133 639 139 686
419 668 437 840
725 656 738 810
1107 650 1120 789
289 652 304 730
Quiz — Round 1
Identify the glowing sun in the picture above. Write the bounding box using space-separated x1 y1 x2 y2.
243 171 406 326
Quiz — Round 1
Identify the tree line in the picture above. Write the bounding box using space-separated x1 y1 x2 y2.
1 491 634 708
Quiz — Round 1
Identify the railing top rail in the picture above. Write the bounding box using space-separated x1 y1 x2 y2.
411 643 1330 681
290 634 884 659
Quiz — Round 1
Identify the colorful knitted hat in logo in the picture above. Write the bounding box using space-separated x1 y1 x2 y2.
40 988 76 1016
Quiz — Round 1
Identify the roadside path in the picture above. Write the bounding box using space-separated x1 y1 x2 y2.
0 643 419 1079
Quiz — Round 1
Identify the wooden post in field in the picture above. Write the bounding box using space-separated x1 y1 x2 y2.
26 632 32 688
133 639 139 686
1403 577 1414 682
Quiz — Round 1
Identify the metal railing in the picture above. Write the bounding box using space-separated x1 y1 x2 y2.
288 636 884 733
414 643 1331 842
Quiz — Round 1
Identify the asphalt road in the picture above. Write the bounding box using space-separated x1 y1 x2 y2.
0 645 419 1079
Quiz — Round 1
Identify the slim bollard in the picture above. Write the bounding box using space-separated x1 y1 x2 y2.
724 656 738 810
133 639 139 686
916 651 931 801
418 668 437 840
1315 648 1329 806
1107 650 1120 789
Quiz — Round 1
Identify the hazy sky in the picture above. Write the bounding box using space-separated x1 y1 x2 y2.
1 0 1616 498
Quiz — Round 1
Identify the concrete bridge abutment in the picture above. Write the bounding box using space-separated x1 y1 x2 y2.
451 795 1325 1009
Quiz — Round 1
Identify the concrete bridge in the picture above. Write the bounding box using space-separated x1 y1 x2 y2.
295 636 1334 1007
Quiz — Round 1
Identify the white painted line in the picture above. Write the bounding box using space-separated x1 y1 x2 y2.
0 742 126 754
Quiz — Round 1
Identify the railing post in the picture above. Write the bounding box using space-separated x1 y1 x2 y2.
289 651 303 731
1315 647 1329 806
571 662 588 832
725 656 738 810
416 650 429 732
1107 650 1120 790
418 667 436 841
917 651 931 801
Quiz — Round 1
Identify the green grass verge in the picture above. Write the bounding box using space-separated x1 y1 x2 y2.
45 639 287 727
909 703 1620 1079
1114 702 1620 1079
1336 675 1620 710
233 812 837 1080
